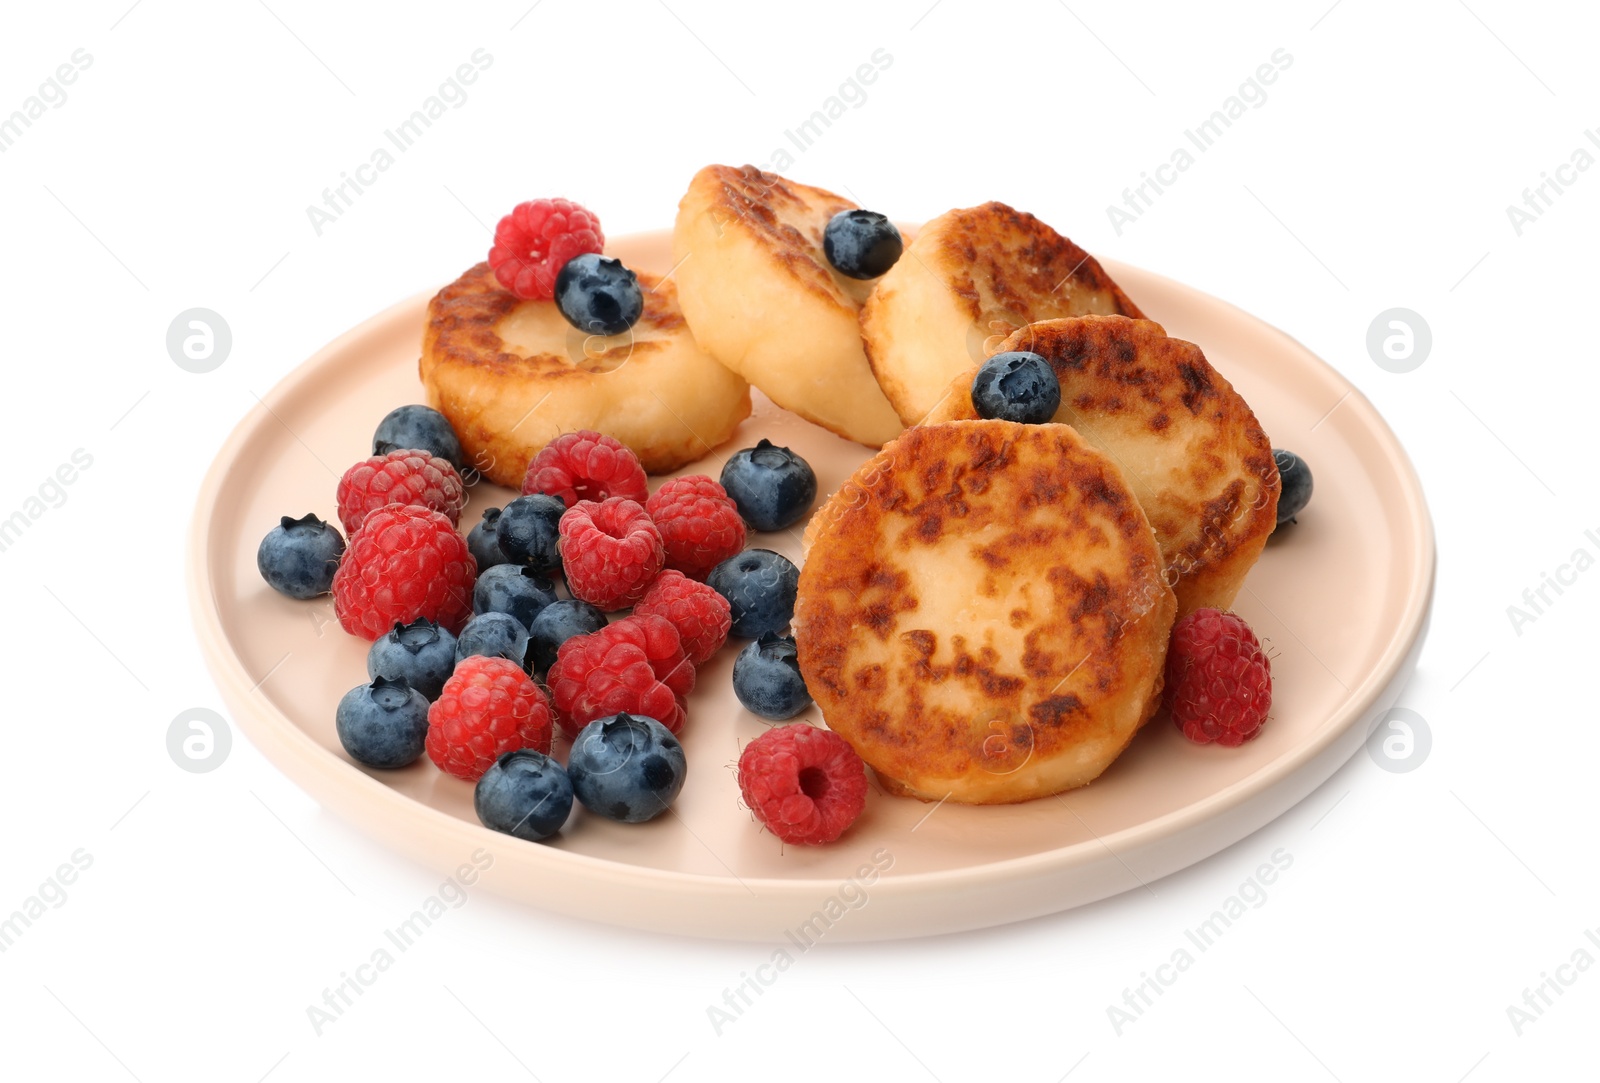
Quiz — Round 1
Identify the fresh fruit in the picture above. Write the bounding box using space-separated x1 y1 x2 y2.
644 475 746 580
732 633 812 720
487 197 604 301
366 616 458 700
822 209 902 279
522 430 649 508
372 404 466 470
719 440 817 532
257 513 345 599
554 253 644 336
861 201 1143 426
1164 607 1272 747
546 614 694 736
793 420 1176 804
567 713 687 823
336 677 431 769
1274 449 1313 525
466 507 511 571
426 655 554 781
707 549 799 638
494 494 565 574
475 749 573 841
970 350 1060 425
336 448 466 535
526 598 608 675
473 564 558 630
332 505 476 640
558 498 665 611
923 316 1280 617
421 265 751 489
672 165 903 446
737 724 867 845
455 611 530 667
633 570 731 667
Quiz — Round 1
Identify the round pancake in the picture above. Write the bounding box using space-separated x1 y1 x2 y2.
420 262 750 489
924 315 1280 616
860 201 1145 427
793 420 1176 805
671 164 904 447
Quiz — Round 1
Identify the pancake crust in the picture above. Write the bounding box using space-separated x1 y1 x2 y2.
861 201 1144 427
924 316 1279 616
420 262 750 488
671 164 904 447
793 420 1176 804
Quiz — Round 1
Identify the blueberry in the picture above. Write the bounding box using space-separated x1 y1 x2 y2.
707 548 799 638
496 494 564 573
970 351 1061 425
567 713 686 823
474 564 558 631
719 440 817 532
732 633 812 720
467 507 511 571
475 749 574 841
554 254 644 337
526 598 608 675
257 513 345 599
822 209 903 280
336 677 430 769
1274 449 1313 525
372 404 466 471
455 611 530 667
366 616 458 700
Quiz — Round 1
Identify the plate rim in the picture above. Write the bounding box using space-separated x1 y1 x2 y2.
187 234 1436 927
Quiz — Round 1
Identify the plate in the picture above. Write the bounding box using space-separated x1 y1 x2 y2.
188 230 1434 941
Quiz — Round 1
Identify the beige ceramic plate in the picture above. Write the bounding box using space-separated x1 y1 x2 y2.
189 230 1434 941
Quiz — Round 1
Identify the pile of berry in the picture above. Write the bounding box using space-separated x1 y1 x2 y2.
258 402 865 846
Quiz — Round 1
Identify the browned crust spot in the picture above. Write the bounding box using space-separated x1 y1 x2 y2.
794 420 1174 803
929 315 1280 611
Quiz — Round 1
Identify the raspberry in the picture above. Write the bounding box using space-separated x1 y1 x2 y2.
559 498 664 611
426 656 554 781
547 614 695 737
738 724 867 845
645 475 746 581
634 570 731 666
523 430 648 508
332 505 475 640
488 198 604 301
336 448 466 535
1163 608 1273 746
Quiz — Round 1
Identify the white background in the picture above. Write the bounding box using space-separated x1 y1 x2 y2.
1 0 1594 1079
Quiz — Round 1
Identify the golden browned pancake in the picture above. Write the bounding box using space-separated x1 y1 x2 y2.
793 420 1176 805
671 164 904 447
419 262 750 488
860 201 1144 427
924 316 1279 616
